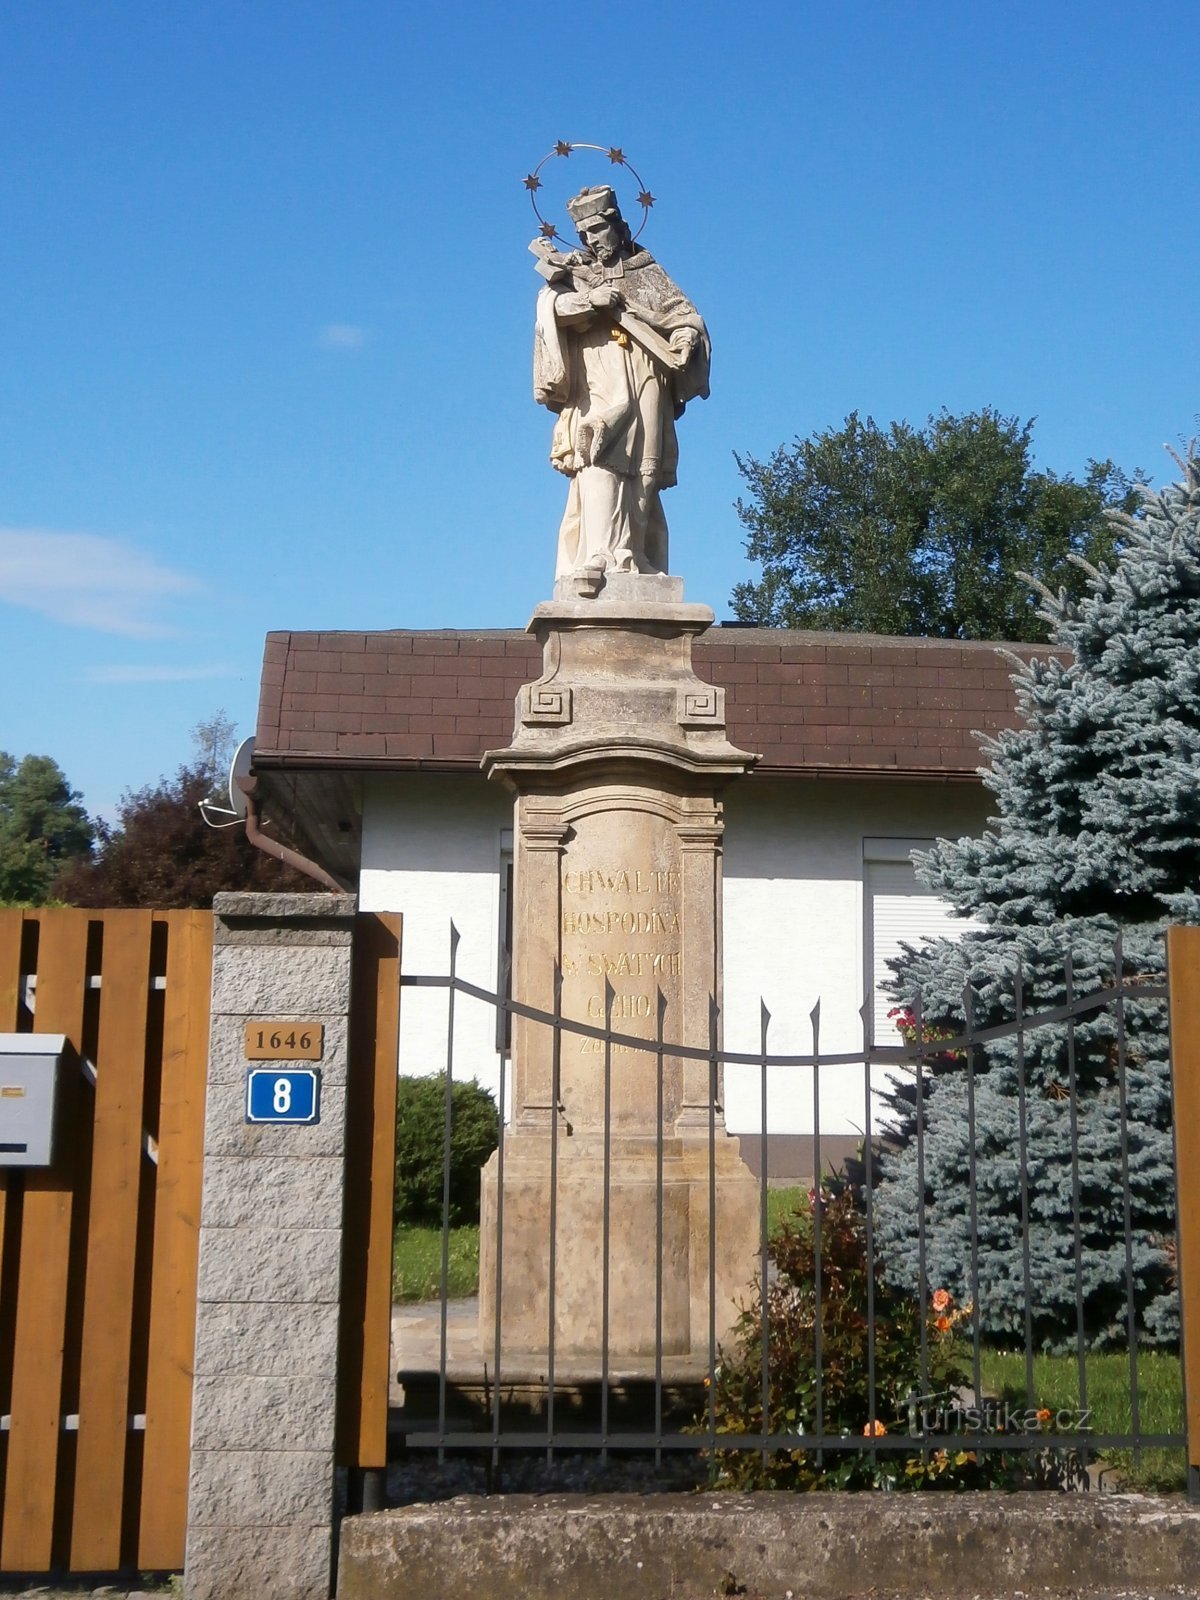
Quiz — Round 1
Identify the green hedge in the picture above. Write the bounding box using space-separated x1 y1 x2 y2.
394 1073 499 1228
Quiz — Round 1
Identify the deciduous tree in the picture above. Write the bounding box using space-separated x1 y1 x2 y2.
54 715 308 908
732 409 1140 641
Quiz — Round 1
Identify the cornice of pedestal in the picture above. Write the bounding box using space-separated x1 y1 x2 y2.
483 581 761 793
482 735 754 791
529 598 717 634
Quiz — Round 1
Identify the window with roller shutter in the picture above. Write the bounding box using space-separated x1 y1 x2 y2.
863 837 982 1046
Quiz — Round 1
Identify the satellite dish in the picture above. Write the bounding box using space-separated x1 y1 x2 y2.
198 735 255 828
228 736 255 820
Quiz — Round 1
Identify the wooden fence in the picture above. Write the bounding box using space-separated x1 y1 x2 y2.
337 910 402 1471
0 904 402 1574
0 908 213 1574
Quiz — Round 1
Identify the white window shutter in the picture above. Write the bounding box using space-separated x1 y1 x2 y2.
865 853 981 1044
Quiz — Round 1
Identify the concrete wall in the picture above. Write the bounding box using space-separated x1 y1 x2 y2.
358 771 989 1135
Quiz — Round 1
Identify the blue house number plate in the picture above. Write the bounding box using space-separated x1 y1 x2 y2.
245 1068 321 1124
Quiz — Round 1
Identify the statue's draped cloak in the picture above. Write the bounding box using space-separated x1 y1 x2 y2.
533 249 710 577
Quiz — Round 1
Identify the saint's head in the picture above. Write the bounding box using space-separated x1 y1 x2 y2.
566 186 633 265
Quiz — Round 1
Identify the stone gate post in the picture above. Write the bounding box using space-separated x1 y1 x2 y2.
185 892 357 1600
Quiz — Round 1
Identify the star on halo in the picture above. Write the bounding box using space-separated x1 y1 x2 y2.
637 190 655 209
607 147 625 165
554 140 572 156
523 173 542 192
539 221 557 237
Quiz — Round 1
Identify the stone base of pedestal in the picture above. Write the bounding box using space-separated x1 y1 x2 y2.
478 1131 759 1371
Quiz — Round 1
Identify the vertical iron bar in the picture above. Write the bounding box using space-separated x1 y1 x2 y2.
547 963 562 1465
491 1027 508 1467
437 922 459 1465
655 988 666 1469
1166 928 1200 1501
601 978 613 1464
861 1002 877 1443
1113 934 1142 1463
913 993 930 1460
1065 952 1089 1474
1015 963 1036 1409
811 999 823 1465
964 984 983 1409
759 1001 771 1463
707 995 718 1449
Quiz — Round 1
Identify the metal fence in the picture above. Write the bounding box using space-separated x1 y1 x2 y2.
395 928 1187 1493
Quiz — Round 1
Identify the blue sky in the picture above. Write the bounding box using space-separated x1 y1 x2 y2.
2 0 1196 818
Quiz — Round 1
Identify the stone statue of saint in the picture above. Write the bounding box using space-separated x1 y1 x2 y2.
531 185 710 584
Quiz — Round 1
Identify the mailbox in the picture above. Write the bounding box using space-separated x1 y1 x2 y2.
0 1033 67 1167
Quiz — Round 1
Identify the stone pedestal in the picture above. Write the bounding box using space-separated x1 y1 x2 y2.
479 573 759 1370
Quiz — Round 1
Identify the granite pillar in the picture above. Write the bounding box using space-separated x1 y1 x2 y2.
185 892 357 1600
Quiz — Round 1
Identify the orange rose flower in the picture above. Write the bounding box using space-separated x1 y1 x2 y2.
862 1419 887 1437
1036 1407 1052 1425
931 1288 952 1312
934 1314 952 1332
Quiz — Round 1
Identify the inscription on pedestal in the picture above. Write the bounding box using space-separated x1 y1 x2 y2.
556 818 685 1122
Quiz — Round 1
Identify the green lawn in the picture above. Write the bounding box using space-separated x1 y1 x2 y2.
392 1222 480 1303
765 1184 809 1237
979 1346 1185 1491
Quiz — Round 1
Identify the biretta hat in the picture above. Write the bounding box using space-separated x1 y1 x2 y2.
566 185 619 225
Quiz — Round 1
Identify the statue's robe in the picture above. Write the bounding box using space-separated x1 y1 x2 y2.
533 248 710 578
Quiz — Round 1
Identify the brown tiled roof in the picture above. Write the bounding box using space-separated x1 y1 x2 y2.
256 627 1051 781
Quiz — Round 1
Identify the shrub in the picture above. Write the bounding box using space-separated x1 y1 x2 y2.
703 1187 1078 1490
394 1073 499 1228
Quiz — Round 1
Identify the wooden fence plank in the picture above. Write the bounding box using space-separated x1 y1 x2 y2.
1 911 90 1572
337 912 402 1467
138 910 212 1570
0 911 26 1383
0 910 23 1030
71 911 154 1569
1168 924 1200 1473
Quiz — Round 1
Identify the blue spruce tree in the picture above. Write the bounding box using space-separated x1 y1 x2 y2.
874 445 1200 1349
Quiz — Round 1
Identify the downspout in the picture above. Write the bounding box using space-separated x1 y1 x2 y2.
240 782 354 895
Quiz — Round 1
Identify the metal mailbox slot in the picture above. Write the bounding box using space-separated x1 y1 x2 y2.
0 1033 67 1167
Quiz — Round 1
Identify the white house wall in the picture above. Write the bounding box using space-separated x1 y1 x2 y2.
359 772 513 1107
358 770 990 1133
720 778 989 1136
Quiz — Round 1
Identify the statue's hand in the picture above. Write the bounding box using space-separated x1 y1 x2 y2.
670 326 699 357
589 284 624 312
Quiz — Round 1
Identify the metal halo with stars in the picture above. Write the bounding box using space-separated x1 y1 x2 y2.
522 141 656 247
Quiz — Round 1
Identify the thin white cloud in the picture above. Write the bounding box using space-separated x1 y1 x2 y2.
0 529 201 637
317 323 367 350
86 663 238 685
